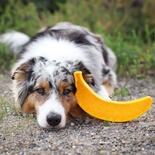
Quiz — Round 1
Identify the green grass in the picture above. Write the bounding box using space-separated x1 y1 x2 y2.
0 43 16 73
113 85 130 98
0 95 15 122
0 94 35 129
0 0 154 77
102 120 109 127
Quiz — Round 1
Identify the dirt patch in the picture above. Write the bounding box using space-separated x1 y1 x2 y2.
0 73 155 155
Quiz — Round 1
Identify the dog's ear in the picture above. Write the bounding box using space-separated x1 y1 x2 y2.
11 58 36 113
21 94 35 114
74 61 95 86
11 58 35 81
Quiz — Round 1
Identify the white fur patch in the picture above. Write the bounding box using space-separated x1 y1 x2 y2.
97 85 111 100
22 36 86 62
12 35 105 87
37 93 66 128
0 31 30 53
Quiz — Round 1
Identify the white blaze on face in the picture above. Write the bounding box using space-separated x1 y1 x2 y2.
37 93 66 128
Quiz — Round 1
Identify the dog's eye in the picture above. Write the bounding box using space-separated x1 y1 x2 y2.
63 88 72 96
36 88 45 96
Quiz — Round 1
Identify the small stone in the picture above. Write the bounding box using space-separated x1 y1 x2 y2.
28 143 38 149
72 145 76 148
71 122 75 126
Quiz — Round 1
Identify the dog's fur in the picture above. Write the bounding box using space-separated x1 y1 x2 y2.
0 22 117 128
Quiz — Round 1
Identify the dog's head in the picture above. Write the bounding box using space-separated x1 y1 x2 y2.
12 57 95 128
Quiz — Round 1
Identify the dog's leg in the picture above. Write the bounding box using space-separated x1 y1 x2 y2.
102 82 114 96
97 85 111 100
102 68 117 96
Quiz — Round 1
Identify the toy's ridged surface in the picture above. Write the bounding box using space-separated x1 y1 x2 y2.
74 71 152 122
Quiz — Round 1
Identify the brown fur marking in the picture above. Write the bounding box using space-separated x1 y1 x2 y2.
58 81 85 118
22 80 50 113
102 82 114 95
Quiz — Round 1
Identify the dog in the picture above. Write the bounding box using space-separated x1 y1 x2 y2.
0 22 117 129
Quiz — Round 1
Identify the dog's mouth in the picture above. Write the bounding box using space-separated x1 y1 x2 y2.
37 109 67 129
37 118 66 129
42 123 66 130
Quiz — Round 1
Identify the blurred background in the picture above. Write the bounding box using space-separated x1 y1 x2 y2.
0 0 154 78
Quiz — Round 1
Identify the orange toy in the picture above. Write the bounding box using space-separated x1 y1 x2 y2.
74 71 152 122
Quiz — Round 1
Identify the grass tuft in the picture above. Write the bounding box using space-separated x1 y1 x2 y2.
0 95 15 122
114 86 130 98
102 120 109 127
0 43 16 73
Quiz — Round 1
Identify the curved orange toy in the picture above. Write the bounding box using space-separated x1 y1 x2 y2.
74 71 152 122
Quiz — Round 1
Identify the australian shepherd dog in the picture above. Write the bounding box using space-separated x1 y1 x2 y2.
0 22 117 129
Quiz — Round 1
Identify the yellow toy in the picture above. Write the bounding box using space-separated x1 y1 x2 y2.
74 71 152 122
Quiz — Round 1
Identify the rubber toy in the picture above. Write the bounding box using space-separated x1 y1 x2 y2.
74 71 152 122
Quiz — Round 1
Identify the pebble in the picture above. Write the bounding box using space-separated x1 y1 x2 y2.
70 122 75 126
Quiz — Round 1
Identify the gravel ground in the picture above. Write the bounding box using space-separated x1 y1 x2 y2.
0 73 155 155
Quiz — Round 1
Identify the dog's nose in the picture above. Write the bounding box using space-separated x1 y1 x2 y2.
47 112 61 126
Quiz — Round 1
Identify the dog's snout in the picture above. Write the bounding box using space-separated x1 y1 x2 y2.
47 112 61 126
